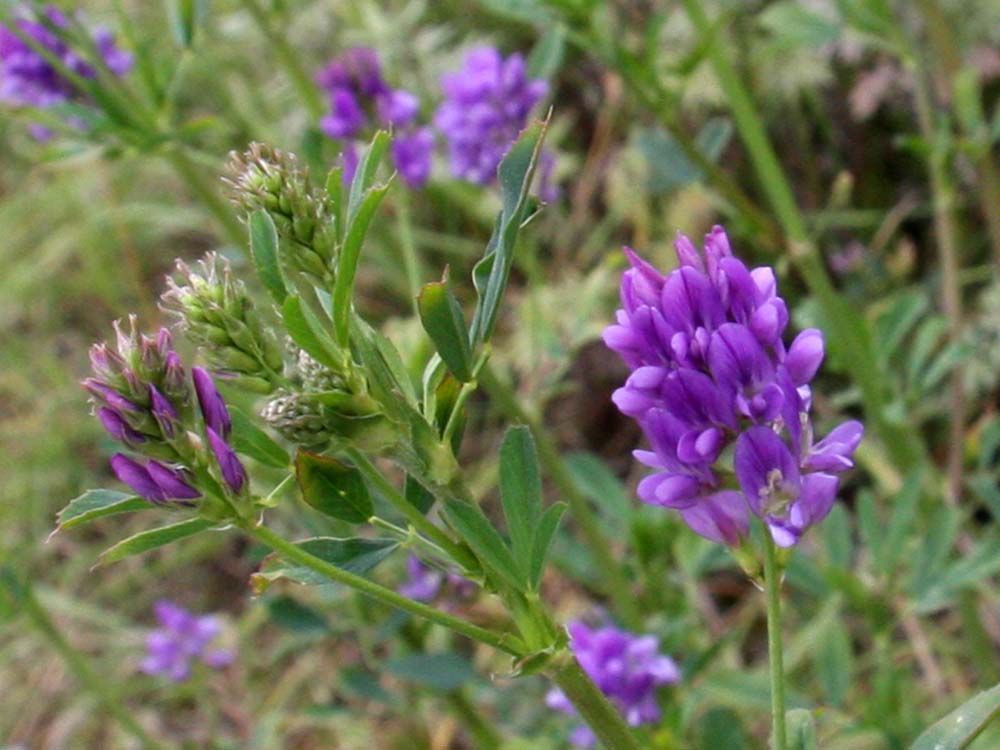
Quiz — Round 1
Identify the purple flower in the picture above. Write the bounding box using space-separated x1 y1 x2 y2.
604 226 863 546
141 600 233 682
110 454 199 504
207 427 246 494
399 554 475 602
192 366 231 437
317 47 433 188
434 47 548 185
546 621 680 748
0 5 131 132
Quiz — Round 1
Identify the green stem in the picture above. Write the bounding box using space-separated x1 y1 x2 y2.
479 365 642 629
341 445 470 564
551 659 644 750
236 0 324 118
162 146 246 246
21 586 166 750
763 536 788 750
242 521 523 655
446 690 503 750
680 0 925 474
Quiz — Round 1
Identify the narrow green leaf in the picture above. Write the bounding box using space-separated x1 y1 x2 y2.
499 426 542 567
697 708 748 750
333 182 391 345
347 131 390 223
418 273 474 382
564 451 632 535
821 503 852 570
405 475 435 515
348 316 417 421
266 595 329 633
529 502 566 589
249 210 287 305
879 469 922 575
325 165 344 243
295 450 372 523
787 709 818 750
443 500 525 592
469 120 548 346
527 23 566 79
55 489 149 531
98 518 215 565
253 537 398 592
910 681 1000 750
815 614 853 707
167 0 207 47
282 294 340 370
230 406 290 468
384 653 476 691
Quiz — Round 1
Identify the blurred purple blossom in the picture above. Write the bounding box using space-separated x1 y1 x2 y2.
604 226 862 547
317 47 433 187
399 554 474 602
546 621 680 748
141 600 233 682
434 47 547 186
0 5 131 133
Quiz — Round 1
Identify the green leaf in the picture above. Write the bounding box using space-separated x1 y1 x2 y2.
418 272 474 382
821 503 852 570
469 120 548 346
405 475 435 515
98 518 215 565
697 708 748 750
348 316 417 422
249 210 287 305
815 614 853 707
54 489 149 532
295 450 372 524
527 23 566 79
252 537 398 591
266 595 329 634
384 653 476 691
910 681 1000 749
167 0 207 47
347 130 390 224
499 426 542 568
230 406 290 469
333 180 391 345
759 2 840 48
529 502 566 589
564 451 632 535
443 500 525 592
878 469 922 575
787 709 818 750
282 294 340 370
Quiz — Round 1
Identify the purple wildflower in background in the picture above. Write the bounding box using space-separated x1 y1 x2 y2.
434 47 548 185
141 600 233 682
547 621 680 748
85 317 248 503
0 5 131 132
316 47 433 187
604 226 863 547
399 554 475 602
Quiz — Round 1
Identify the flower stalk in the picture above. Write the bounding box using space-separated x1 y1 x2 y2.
763 533 788 750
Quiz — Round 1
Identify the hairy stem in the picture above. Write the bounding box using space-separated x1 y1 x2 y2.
242 521 523 655
21 585 166 750
763 536 788 750
551 659 644 750
479 365 642 629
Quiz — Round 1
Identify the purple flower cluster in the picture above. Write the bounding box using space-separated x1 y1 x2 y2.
434 47 547 185
547 621 680 748
399 554 475 602
317 47 433 187
141 600 233 682
604 226 863 547
0 5 131 130
84 317 247 504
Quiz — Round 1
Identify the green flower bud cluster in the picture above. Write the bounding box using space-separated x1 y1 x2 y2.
225 143 337 280
161 253 285 393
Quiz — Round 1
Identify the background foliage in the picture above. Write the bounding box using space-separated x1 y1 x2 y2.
3 0 1000 748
